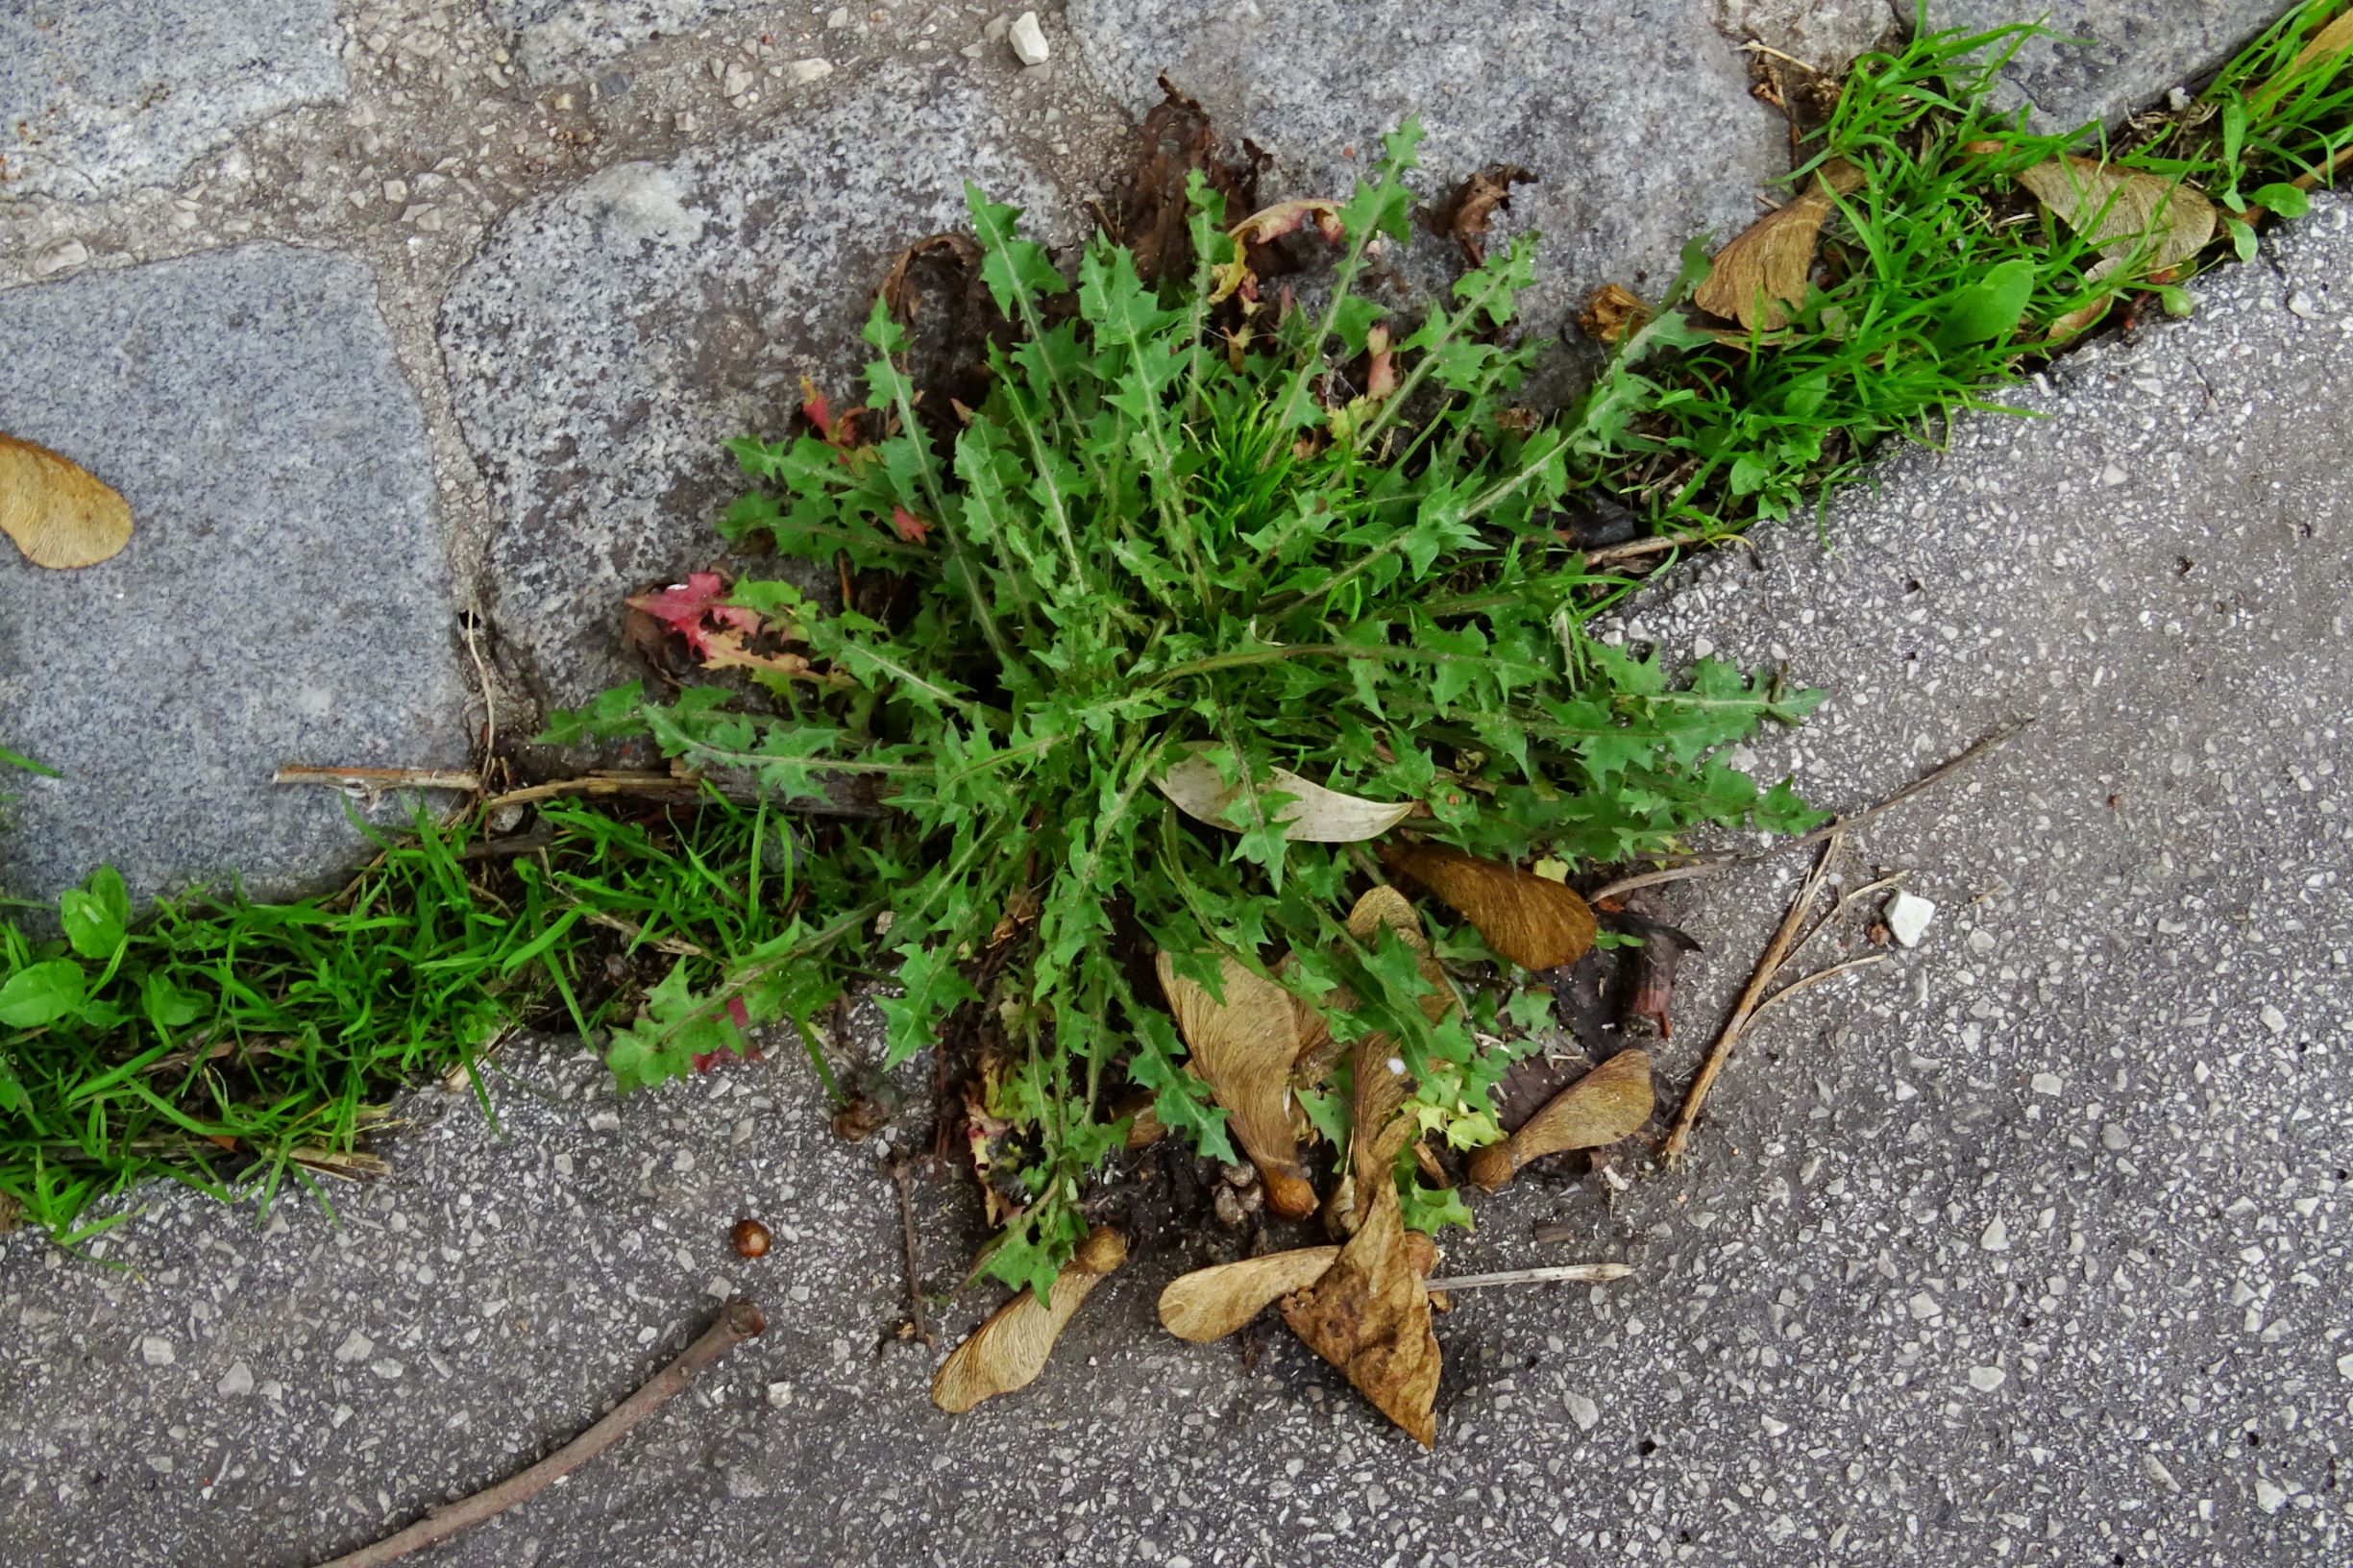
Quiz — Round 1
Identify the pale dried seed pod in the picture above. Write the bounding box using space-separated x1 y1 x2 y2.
1467 1050 1654 1192
929 1227 1128 1413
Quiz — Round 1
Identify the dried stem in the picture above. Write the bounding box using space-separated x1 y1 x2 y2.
313 1301 765 1568
888 1158 935 1348
1423 1263 1634 1289
273 765 482 796
1660 834 1840 1167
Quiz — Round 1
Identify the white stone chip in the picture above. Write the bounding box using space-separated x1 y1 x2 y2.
334 1330 374 1363
1760 1414 1790 1436
217 1361 255 1396
140 1335 176 1367
2259 1003 2288 1035
1979 1215 2010 1252
787 59 834 86
1563 1388 1600 1431
1967 1365 2006 1392
1883 890 1936 948
2254 1480 2289 1514
2031 1071 2064 1097
2336 1352 2353 1382
1009 11 1049 64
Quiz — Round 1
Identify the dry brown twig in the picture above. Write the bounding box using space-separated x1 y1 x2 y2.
1659 833 1841 1167
888 1157 935 1348
313 1302 765 1568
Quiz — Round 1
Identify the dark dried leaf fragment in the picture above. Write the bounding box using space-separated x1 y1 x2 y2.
1425 164 1533 265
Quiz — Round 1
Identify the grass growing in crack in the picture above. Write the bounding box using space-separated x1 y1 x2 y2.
1577 2 2353 536
2 4 2348 1263
0 798 811 1235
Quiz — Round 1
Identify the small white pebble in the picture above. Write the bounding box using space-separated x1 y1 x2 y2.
767 1381 795 1408
1008 10 1049 64
2259 1004 2288 1035
2031 1071 2064 1097
787 58 833 86
217 1361 255 1397
1563 1389 1600 1431
1760 1414 1790 1437
1883 890 1936 948
334 1330 374 1364
1968 1365 2006 1392
2254 1480 2289 1514
1979 1215 2010 1252
140 1335 176 1367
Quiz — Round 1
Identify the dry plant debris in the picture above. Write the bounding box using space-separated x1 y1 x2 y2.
1465 1048 1654 1192
1154 952 1318 1219
1694 157 1865 330
930 1226 1129 1412
1155 749 1416 844
1384 843 1600 970
0 431 133 568
1279 1162 1443 1447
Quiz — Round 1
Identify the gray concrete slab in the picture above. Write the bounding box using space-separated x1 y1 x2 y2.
0 0 345 200
1067 0 1789 341
3 192 2347 1568
0 246 469 909
439 59 1086 709
1933 0 2294 129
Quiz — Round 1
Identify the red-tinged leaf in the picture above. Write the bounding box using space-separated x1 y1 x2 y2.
626 571 761 658
693 998 761 1073
799 376 834 439
892 506 932 545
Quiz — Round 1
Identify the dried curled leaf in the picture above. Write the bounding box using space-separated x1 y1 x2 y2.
1156 952 1317 1219
1466 1049 1654 1192
1 432 134 569
930 1226 1127 1412
1577 282 1649 344
1384 844 1598 971
1694 158 1864 331
2015 157 2215 279
1156 749 1415 845
1427 163 1533 265
1280 1168 1441 1446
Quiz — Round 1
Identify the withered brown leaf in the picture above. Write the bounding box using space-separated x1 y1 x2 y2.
930 1227 1127 1412
1577 282 1649 345
1694 158 1865 331
1383 844 1598 971
2015 156 2215 279
1 431 133 569
1426 164 1533 265
1156 951 1318 1219
1280 1170 1440 1446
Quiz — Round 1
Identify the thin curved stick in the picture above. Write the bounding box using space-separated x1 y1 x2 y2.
314 1301 766 1568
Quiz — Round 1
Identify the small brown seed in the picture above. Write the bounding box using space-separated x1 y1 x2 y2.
731 1218 772 1258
